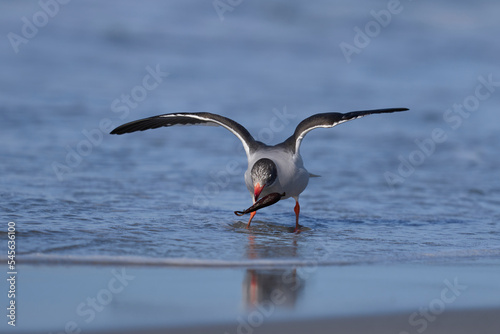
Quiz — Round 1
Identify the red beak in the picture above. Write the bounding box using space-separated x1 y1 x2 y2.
254 183 265 201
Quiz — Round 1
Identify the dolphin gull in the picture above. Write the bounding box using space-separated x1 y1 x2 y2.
110 108 409 231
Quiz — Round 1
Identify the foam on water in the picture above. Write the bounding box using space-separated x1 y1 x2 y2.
5 246 500 268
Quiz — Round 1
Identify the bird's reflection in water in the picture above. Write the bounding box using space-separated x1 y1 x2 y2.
243 268 304 309
243 235 305 309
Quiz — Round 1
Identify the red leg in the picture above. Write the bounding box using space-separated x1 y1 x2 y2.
246 211 256 229
294 200 300 232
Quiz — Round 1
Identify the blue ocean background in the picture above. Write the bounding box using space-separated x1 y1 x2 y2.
1 0 499 266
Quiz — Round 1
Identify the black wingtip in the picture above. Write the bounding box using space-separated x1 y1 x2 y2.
384 107 409 112
109 120 148 135
109 127 125 135
375 107 410 114
109 123 126 135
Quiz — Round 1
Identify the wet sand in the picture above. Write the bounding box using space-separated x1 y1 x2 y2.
106 308 500 334
4 259 499 334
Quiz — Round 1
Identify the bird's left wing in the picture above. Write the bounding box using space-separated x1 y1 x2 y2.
284 108 409 154
110 112 258 157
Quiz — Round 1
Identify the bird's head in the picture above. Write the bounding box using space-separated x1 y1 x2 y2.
251 158 278 201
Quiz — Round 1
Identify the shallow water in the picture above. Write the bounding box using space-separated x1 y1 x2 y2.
1 0 499 267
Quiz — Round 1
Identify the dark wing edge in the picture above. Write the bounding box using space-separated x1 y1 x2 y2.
284 108 409 154
110 112 258 156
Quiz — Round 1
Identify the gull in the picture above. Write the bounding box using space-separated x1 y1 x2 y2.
110 108 408 231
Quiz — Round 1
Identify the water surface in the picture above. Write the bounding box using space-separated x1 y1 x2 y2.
1 0 499 267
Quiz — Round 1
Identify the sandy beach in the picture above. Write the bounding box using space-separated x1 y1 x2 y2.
3 259 499 333
109 309 500 334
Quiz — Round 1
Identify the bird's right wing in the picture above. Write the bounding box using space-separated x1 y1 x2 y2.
110 112 259 157
284 108 409 154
